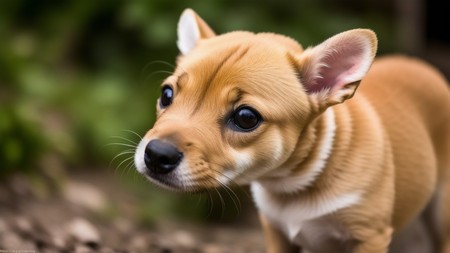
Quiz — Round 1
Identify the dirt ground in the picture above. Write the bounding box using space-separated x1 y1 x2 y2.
0 170 265 253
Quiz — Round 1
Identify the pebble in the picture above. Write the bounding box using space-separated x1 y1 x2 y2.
14 216 33 234
64 181 107 212
173 230 196 248
0 231 37 250
129 234 150 251
67 218 100 244
52 234 68 249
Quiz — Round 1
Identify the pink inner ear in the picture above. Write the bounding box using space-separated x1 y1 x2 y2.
306 39 369 93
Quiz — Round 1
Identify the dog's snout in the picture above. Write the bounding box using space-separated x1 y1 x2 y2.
144 140 183 174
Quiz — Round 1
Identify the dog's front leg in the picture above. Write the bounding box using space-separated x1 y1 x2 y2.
352 227 393 253
259 213 300 253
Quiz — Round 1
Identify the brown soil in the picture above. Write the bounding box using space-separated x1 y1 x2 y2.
0 170 265 253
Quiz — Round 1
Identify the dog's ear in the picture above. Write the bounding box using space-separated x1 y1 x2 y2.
292 29 377 110
177 8 216 55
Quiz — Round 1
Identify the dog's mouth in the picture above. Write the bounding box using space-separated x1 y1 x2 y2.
142 170 187 191
141 168 223 193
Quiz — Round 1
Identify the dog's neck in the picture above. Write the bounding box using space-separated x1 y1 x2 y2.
257 107 336 194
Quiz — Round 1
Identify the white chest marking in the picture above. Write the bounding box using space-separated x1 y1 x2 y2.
251 183 360 242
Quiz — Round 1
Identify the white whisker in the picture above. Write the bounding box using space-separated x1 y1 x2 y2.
109 136 138 145
206 190 214 218
109 150 135 168
115 156 135 174
105 142 136 148
122 129 143 140
220 183 242 215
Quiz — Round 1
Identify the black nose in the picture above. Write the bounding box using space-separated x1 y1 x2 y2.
144 140 183 174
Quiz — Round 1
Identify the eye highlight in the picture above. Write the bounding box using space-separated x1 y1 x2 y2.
228 106 263 132
160 85 174 108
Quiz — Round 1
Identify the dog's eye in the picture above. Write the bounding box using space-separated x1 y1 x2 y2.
230 106 262 132
160 85 173 108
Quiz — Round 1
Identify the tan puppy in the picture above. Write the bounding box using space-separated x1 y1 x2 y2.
134 9 450 253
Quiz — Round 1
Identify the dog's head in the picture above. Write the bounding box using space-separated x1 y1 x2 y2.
134 9 377 192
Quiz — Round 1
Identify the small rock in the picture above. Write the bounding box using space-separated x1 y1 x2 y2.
173 230 196 249
129 234 150 251
0 231 36 250
47 226 69 249
52 234 68 249
64 181 107 212
67 218 100 244
13 216 33 234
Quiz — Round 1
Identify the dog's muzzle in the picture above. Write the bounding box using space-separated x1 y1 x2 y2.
144 139 183 174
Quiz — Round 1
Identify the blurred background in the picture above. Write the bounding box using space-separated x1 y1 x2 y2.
0 0 449 251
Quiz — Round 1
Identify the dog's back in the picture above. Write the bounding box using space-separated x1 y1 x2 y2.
357 55 450 248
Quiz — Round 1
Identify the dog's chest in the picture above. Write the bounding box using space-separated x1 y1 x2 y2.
251 183 358 252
